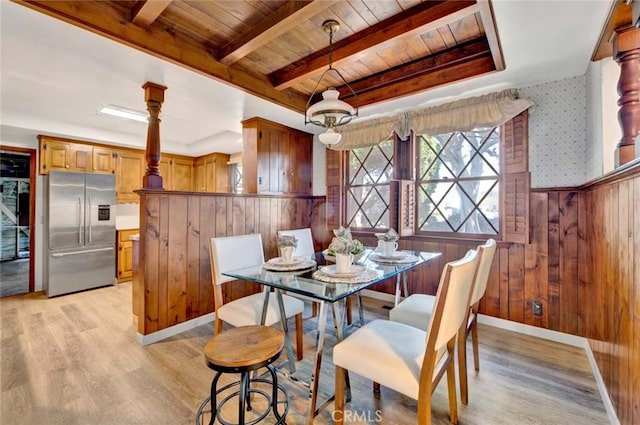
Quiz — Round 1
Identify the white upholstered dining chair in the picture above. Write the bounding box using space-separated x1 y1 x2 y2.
209 233 305 360
333 249 479 425
389 238 497 404
277 228 315 258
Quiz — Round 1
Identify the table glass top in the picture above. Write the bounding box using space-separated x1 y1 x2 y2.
222 248 441 303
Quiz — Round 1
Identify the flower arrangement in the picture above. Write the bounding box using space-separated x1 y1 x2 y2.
327 226 364 256
329 236 355 255
277 235 298 249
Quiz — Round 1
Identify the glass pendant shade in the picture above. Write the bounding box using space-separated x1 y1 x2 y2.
306 88 356 128
318 127 342 145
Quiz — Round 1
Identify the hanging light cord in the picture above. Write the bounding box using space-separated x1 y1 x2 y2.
328 25 335 71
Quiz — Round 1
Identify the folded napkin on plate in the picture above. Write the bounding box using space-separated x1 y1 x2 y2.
375 228 399 242
277 235 298 248
332 225 352 239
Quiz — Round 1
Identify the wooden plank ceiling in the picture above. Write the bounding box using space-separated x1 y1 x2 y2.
14 0 504 114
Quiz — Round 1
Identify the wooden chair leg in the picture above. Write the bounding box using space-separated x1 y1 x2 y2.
214 316 223 335
311 302 319 318
373 382 380 393
295 313 304 361
335 366 345 425
346 297 353 325
416 386 432 425
458 329 469 405
446 346 458 425
471 314 480 371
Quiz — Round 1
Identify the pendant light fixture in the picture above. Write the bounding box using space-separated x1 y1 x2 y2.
305 19 358 146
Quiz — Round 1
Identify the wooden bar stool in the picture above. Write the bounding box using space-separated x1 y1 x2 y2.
196 325 290 425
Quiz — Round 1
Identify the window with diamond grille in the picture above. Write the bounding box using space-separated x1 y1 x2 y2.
345 139 393 230
417 127 500 235
230 163 243 194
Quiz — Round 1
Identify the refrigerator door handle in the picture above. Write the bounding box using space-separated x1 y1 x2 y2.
78 196 82 244
88 195 92 244
51 247 114 257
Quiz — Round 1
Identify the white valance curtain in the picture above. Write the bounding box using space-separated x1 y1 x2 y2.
330 89 533 150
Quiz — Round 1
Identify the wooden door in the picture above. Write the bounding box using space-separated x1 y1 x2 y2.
70 144 92 172
115 150 144 203
266 127 284 192
194 159 207 192
288 132 312 194
92 146 115 174
117 229 137 282
159 156 172 189
172 158 194 191
40 139 71 173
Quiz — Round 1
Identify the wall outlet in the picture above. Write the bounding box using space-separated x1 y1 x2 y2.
532 301 543 316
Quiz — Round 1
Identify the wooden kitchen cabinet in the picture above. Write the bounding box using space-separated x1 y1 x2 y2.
39 135 115 174
159 154 194 191
172 157 195 191
194 153 230 192
117 229 138 282
92 146 116 173
115 149 145 203
241 117 312 194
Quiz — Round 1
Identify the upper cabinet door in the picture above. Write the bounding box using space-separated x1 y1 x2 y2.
92 146 115 174
40 138 71 173
172 158 194 191
115 150 145 203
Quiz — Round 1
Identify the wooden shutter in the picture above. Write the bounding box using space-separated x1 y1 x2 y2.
398 179 415 237
325 148 343 231
501 111 530 244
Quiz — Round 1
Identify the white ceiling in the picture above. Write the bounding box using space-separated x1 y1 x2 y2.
0 0 613 157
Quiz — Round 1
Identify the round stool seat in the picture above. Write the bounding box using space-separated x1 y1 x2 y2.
197 326 290 425
204 325 284 372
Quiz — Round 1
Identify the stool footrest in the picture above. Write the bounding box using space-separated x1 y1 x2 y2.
196 365 289 425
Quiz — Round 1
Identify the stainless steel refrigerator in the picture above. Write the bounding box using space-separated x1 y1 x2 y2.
44 171 116 297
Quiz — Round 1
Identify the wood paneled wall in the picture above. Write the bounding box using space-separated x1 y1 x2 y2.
581 165 639 425
135 190 329 336
355 188 584 333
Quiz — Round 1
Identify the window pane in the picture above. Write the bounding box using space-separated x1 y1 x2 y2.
417 126 500 236
349 141 393 185
346 140 393 230
346 185 390 229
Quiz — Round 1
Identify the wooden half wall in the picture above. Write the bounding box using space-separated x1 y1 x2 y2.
134 190 328 336
581 163 639 425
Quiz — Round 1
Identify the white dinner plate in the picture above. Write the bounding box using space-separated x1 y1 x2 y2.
266 256 306 266
373 251 408 260
318 265 367 278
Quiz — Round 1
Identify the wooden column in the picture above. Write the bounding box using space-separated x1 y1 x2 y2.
142 82 167 188
613 26 640 166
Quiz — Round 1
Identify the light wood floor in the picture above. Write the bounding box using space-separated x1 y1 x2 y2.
1 282 608 425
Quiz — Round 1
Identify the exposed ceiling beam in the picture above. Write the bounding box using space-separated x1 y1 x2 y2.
130 0 172 29
269 0 479 90
339 54 496 107
218 0 334 66
476 0 504 71
13 0 309 113
330 38 492 101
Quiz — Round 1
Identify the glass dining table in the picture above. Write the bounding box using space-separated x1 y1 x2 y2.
222 247 441 425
